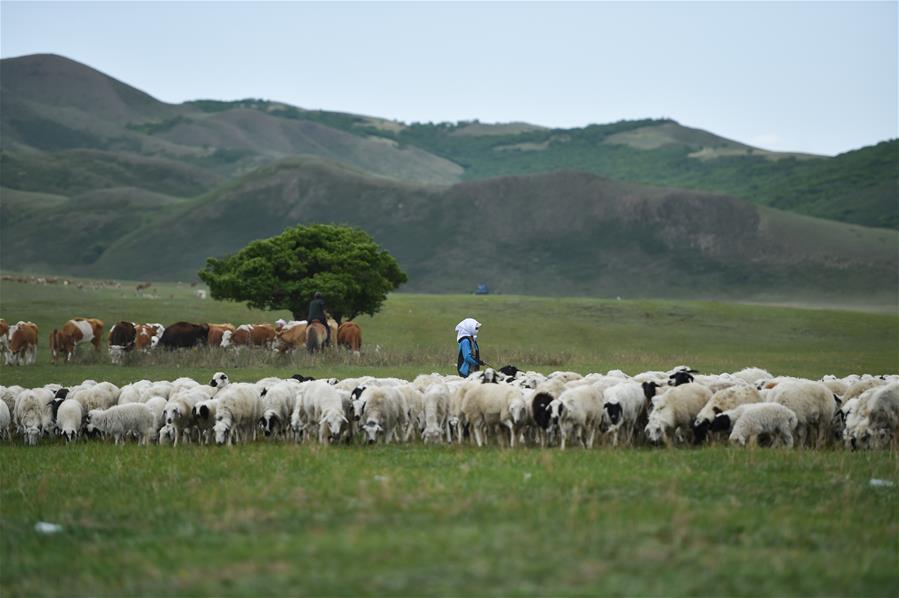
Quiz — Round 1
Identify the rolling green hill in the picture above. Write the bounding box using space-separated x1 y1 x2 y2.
3 157 895 304
2 53 897 229
0 53 896 302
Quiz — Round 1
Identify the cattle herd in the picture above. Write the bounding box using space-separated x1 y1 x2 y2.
0 318 363 365
1 365 897 451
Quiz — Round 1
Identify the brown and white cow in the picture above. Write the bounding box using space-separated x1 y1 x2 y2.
7 321 38 365
221 324 277 349
272 321 307 353
50 318 104 362
208 323 236 347
107 321 137 364
135 323 165 351
0 318 9 360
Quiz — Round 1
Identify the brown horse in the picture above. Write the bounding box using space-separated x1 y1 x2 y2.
337 322 362 352
305 321 327 353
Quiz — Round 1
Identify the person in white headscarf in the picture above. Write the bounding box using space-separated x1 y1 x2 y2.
455 318 484 377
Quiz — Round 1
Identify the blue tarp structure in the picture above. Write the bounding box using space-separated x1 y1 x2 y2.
474 283 490 295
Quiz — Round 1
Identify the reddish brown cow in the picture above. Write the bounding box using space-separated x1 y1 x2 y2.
337 322 363 352
273 322 307 353
221 324 276 349
7 321 38 365
50 318 103 362
135 323 164 351
208 323 236 347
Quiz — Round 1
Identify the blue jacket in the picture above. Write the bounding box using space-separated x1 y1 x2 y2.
457 337 481 377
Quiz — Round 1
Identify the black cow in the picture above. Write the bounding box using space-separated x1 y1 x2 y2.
157 322 209 349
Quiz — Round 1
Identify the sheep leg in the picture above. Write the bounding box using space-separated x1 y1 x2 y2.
781 429 794 449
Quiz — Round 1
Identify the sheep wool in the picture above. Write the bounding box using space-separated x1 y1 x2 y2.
727 403 798 448
86 403 156 445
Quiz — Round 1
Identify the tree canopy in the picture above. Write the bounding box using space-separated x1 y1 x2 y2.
198 224 407 321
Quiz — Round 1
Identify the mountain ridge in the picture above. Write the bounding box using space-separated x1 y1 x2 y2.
0 53 896 304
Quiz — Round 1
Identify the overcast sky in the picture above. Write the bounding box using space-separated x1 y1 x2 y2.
2 1 896 156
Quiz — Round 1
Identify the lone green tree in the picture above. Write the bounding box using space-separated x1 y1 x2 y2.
198 224 407 322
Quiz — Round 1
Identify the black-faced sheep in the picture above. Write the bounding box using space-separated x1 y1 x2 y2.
55 399 84 442
693 385 763 444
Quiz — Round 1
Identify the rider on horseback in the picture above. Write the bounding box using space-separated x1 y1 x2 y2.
307 291 332 346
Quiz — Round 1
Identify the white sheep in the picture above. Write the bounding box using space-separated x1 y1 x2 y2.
551 384 603 449
55 399 84 442
396 384 425 442
14 388 54 444
601 381 647 447
70 383 118 414
769 380 836 448
693 385 763 444
548 371 583 383
86 403 156 445
460 383 520 447
290 381 330 443
259 382 296 440
842 378 885 402
144 396 168 441
723 403 798 448
360 387 405 444
421 382 450 444
447 380 475 443
845 383 899 450
317 384 348 444
209 371 230 391
0 399 11 440
730 367 773 387
117 381 151 404
163 387 209 446
819 376 849 399
645 383 712 446
192 398 221 444
506 394 530 447
214 383 263 445
0 385 24 421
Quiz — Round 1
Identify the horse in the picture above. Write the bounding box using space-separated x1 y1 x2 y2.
305 321 328 353
337 322 362 353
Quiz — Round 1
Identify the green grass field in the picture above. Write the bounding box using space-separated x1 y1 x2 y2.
2 446 897 596
1 278 898 596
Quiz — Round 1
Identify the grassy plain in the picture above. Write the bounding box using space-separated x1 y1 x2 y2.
0 278 896 389
1 278 898 596
2 445 898 596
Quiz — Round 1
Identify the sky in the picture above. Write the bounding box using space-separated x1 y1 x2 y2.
1 1 896 156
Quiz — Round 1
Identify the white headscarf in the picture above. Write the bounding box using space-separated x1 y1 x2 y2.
455 318 481 341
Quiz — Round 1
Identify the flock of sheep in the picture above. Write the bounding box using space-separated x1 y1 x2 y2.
3 365 897 451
